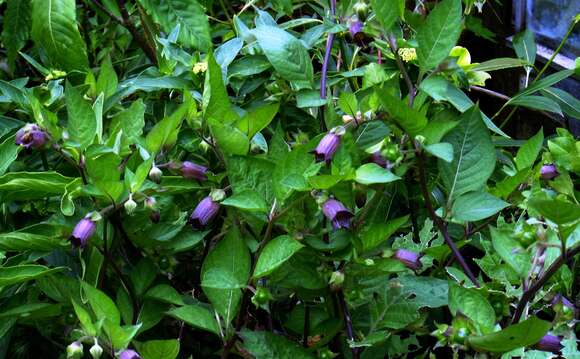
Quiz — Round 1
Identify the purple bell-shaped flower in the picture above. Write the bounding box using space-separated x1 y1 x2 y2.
540 164 559 180
69 214 98 248
393 249 422 270
181 161 208 181
119 349 142 359
313 128 344 164
15 124 48 149
534 334 563 353
322 199 354 230
188 192 223 230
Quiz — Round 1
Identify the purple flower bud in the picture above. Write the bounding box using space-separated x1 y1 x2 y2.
119 349 142 359
534 334 563 353
551 294 575 309
540 164 559 180
348 19 363 37
15 124 48 149
188 196 220 230
149 211 161 224
322 199 354 230
393 249 422 270
69 217 97 248
313 133 341 164
149 166 163 184
370 151 388 168
181 161 208 181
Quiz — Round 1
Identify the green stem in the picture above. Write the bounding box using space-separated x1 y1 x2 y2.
534 20 577 82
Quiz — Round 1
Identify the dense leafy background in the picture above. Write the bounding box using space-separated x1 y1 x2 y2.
0 0 579 358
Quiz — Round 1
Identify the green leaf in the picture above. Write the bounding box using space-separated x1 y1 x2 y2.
145 102 187 153
471 58 529 72
449 282 496 334
203 53 239 123
239 329 315 359
338 92 357 116
372 0 404 31
467 317 550 353
0 171 76 202
438 105 496 200
72 300 96 336
416 0 462 70
515 129 544 170
222 190 268 212
254 235 304 278
377 92 427 136
0 231 67 251
138 0 211 50
355 163 401 185
2 0 32 71
136 339 180 359
209 117 249 155
490 227 531 278
96 56 118 99
0 135 21 176
513 29 536 68
541 87 580 119
113 99 146 143
513 69 574 99
81 282 121 326
201 228 250 323
509 95 562 115
452 191 509 222
66 83 96 149
236 103 280 139
0 265 65 287
360 216 409 252
109 323 142 350
252 25 314 89
31 0 89 71
528 198 580 225
130 259 157 297
425 143 453 162
167 304 220 334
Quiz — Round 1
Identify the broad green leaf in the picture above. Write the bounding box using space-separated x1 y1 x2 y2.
452 191 509 222
215 37 244 80
509 95 562 115
515 129 544 170
0 231 67 251
0 171 76 202
338 92 357 116
0 265 65 287
490 227 531 278
513 29 536 68
254 235 304 278
136 339 180 359
397 276 449 308
377 92 427 136
438 106 496 200
145 102 188 153
295 90 327 108
512 69 574 100
96 56 118 99
31 0 89 71
113 99 146 143
109 323 142 350
167 304 220 334
222 190 268 212
528 198 580 225
2 0 32 71
81 282 121 326
72 300 96 336
252 26 314 89
236 103 280 139
145 285 185 306
239 329 315 359
416 0 462 70
467 317 550 353
130 259 157 297
138 0 211 50
209 117 249 155
541 87 580 119
0 135 21 176
66 83 96 149
471 58 529 72
201 229 250 323
425 143 453 162
449 282 496 334
203 53 239 123
308 174 343 189
360 216 409 252
355 163 401 185
0 303 61 319
420 116 459 145
372 0 404 31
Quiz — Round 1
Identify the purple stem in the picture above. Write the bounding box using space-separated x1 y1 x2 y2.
320 0 337 99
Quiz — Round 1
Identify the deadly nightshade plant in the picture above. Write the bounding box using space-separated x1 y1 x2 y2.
118 349 142 359
15 123 48 149
322 198 354 230
313 126 345 164
181 161 208 181
393 249 422 270
540 163 559 180
188 189 225 230
69 213 100 248
534 334 563 353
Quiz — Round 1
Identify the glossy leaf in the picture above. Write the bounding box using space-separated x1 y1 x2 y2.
254 235 304 278
452 191 509 221
467 317 550 353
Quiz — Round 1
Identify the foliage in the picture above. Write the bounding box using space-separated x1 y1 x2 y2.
0 0 579 358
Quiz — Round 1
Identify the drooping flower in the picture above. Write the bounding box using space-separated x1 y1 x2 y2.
540 164 559 180
15 124 48 149
119 349 142 359
181 161 208 181
313 128 344 164
370 151 388 168
322 199 354 230
69 214 98 248
188 196 220 230
66 341 83 359
149 165 163 183
534 334 563 353
89 338 103 359
393 249 422 270
348 18 363 37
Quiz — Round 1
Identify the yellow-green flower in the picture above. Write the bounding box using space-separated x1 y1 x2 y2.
193 61 208 74
398 48 417 62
